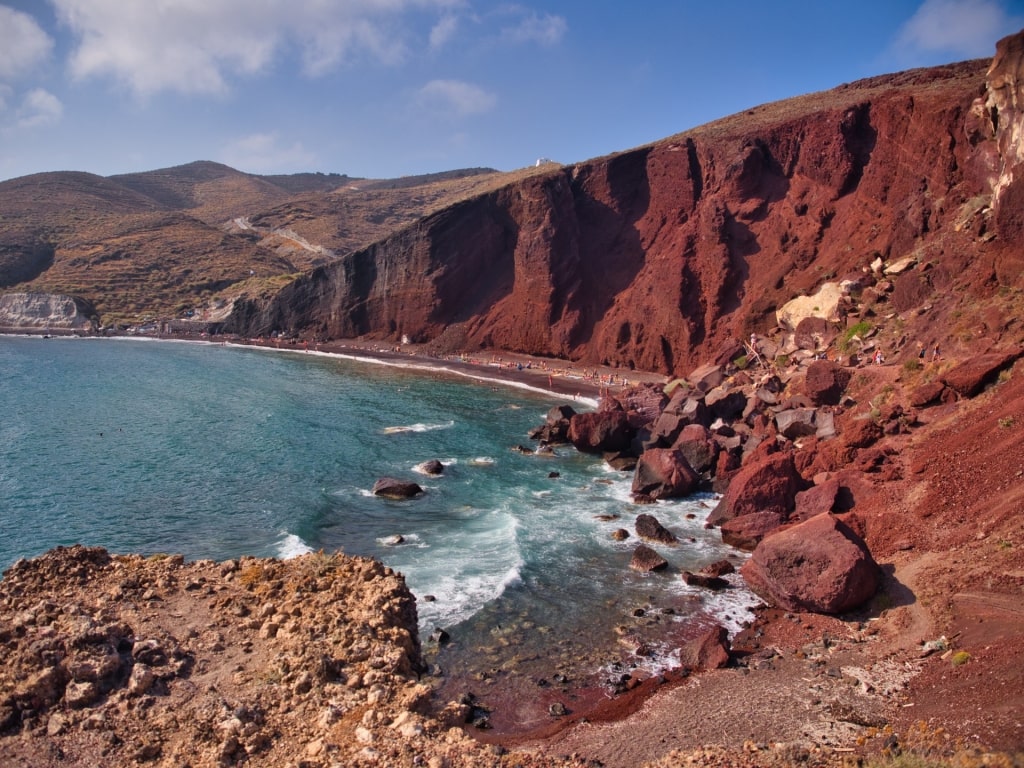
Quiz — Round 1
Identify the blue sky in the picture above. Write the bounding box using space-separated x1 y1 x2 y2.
1 0 1021 182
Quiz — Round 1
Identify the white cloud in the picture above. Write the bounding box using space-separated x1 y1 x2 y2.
51 0 458 96
16 89 63 129
417 79 496 116
897 0 1024 59
429 14 460 50
499 9 566 46
220 132 316 173
0 6 54 81
0 84 12 113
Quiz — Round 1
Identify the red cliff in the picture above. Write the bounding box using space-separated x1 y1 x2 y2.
229 30 1024 376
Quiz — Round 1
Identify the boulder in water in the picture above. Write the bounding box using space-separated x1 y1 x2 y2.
372 478 424 499
629 544 668 572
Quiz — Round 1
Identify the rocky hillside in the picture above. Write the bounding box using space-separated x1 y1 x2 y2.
0 162 532 325
225 32 1024 380
2 35 1022 377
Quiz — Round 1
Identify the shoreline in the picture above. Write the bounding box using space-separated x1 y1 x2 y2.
2 329 692 739
2 329 669 406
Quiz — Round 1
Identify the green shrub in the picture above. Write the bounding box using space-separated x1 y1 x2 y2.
840 321 873 351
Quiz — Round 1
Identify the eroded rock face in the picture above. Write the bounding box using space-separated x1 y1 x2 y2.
226 49 1017 378
740 514 882 614
0 292 95 330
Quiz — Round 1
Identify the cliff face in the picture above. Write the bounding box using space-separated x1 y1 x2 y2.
231 32 1024 376
0 292 96 330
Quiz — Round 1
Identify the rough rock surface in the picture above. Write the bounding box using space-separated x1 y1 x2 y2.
0 292 96 330
0 546 592 767
372 477 424 499
568 410 633 454
633 513 678 546
940 348 1023 397
741 514 882 614
222 55 1006 380
630 448 700 499
708 451 805 526
629 545 669 572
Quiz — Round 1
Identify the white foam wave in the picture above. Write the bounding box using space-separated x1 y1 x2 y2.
468 456 495 466
275 531 314 559
383 420 454 434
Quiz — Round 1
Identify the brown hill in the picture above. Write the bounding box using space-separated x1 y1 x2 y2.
0 161 527 324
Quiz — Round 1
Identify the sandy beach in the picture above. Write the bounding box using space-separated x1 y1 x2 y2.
225 334 670 404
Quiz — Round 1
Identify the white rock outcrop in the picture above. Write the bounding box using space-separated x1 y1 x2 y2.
0 292 95 330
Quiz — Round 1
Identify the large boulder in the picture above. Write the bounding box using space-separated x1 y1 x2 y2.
529 404 577 443
776 283 845 330
568 410 633 454
803 360 851 406
792 477 842 522
629 545 668 572
774 408 818 439
631 448 700 499
740 513 881 614
688 363 724 393
672 424 719 474
708 451 806 526
941 349 1022 398
635 513 678 545
909 380 947 408
677 624 731 670
372 478 424 499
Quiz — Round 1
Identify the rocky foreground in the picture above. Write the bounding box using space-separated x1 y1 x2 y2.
3 320 1024 767
0 546 596 768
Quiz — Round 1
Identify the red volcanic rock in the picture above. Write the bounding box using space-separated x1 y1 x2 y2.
631 448 700 499
909 380 947 408
629 544 668 572
673 423 719 474
708 451 806 526
568 410 633 454
941 349 1023 398
803 360 851 405
793 477 842 522
740 513 882 614
720 511 786 551
677 624 731 670
840 416 883 449
635 513 678 545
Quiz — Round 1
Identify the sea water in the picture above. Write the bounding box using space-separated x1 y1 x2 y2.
0 336 756 719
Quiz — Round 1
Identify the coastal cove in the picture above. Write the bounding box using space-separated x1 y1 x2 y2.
0 335 758 734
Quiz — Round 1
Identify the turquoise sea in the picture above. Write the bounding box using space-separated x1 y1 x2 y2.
0 336 756 720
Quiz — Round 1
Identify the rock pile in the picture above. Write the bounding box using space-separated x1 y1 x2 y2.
0 545 590 767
